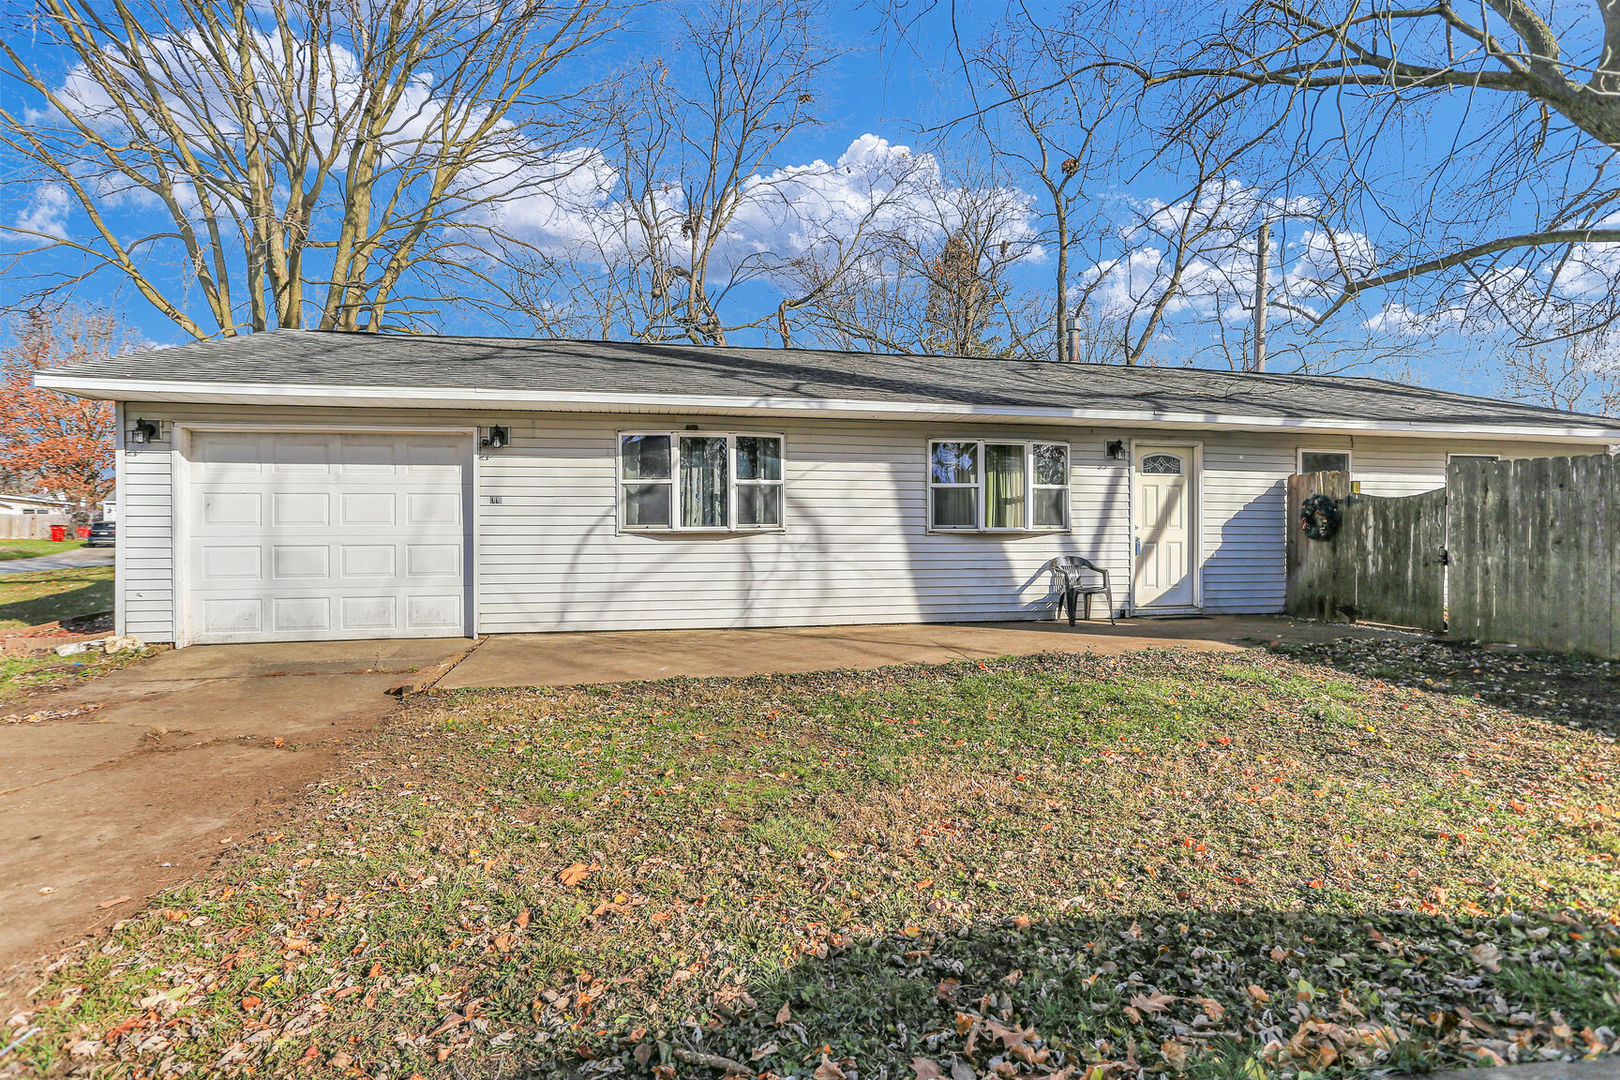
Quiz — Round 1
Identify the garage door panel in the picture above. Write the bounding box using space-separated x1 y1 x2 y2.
341 544 396 577
201 545 262 581
407 491 459 526
272 545 329 579
200 597 264 636
201 491 261 527
272 491 330 526
406 544 460 577
187 431 470 643
407 594 462 630
273 596 331 632
340 491 396 527
342 596 398 630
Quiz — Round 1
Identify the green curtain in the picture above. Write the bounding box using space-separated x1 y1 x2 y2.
985 444 1025 529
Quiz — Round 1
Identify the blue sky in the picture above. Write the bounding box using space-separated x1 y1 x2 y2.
0 0 1587 402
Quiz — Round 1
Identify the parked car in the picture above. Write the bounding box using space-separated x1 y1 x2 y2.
85 521 116 547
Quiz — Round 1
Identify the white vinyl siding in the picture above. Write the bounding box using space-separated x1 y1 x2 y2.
110 402 1610 642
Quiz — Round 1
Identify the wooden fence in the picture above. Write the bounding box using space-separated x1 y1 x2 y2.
1285 453 1619 658
1285 472 1447 632
0 514 69 540
1448 454 1618 658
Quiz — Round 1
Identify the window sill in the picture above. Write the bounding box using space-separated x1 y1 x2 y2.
619 527 788 537
926 527 1071 536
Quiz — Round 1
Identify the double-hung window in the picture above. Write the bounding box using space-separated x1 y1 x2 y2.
619 432 784 532
928 440 1069 532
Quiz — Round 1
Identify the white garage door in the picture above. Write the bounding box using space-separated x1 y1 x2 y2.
185 431 471 643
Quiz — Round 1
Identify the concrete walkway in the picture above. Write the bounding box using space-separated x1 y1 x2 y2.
0 637 471 996
0 546 113 575
439 615 1409 689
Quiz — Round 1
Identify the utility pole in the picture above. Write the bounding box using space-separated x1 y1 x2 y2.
1252 221 1269 372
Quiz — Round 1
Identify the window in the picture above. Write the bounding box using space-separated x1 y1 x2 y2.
1140 453 1183 475
929 440 1069 531
619 432 784 532
1298 449 1351 475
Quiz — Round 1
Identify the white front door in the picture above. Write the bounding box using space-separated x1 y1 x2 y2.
1133 445 1197 610
185 431 471 643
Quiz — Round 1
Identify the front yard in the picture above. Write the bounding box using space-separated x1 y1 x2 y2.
11 644 1620 1079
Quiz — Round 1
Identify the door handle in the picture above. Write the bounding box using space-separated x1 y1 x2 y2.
1135 537 1142 556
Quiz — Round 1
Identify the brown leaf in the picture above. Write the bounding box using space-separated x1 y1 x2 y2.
814 1053 847 1080
936 977 961 1002
911 1059 947 1080
1248 984 1270 1003
1193 995 1225 1022
751 1041 780 1062
985 1019 1036 1049
515 908 531 929
95 896 132 910
1161 1038 1191 1071
775 1000 792 1025
1129 990 1175 1015
556 862 599 887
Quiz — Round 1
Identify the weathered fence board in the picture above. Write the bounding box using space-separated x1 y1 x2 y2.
1448 454 1618 658
1285 472 1447 631
1288 454 1620 658
0 514 68 539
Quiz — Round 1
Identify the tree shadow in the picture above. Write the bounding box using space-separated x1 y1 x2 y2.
0 575 112 628
1268 636 1620 739
516 908 1619 1079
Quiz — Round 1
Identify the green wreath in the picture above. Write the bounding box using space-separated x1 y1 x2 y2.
1299 493 1342 540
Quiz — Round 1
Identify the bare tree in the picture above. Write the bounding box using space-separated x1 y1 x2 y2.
968 17 1126 361
1067 0 1620 347
515 0 834 344
1497 310 1620 414
784 170 1041 356
1 0 613 338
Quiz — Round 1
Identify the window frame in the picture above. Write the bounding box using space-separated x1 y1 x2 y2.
1296 447 1353 476
616 430 786 535
927 438 1071 534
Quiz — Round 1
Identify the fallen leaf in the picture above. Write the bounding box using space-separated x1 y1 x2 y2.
1161 1038 1191 1070
751 1041 779 1062
1469 942 1501 972
95 896 132 909
1129 990 1175 1014
556 862 599 887
814 1054 847 1080
775 1000 791 1025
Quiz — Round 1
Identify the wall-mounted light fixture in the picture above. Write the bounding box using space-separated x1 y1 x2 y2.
1105 439 1126 460
480 425 509 450
130 418 160 445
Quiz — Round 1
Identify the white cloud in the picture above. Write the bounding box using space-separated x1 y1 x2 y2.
9 184 70 242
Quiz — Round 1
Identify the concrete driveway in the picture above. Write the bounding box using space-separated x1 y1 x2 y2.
0 637 472 995
439 615 1409 689
0 546 114 574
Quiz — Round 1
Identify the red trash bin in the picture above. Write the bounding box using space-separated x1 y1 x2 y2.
49 525 66 542
76 525 90 539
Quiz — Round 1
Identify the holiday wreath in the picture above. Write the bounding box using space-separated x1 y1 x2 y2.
1299 493 1342 540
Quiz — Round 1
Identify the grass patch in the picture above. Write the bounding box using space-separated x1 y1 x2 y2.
0 538 85 561
0 566 113 630
15 649 1620 1078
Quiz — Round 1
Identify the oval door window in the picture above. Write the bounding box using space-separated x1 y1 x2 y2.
1140 453 1183 475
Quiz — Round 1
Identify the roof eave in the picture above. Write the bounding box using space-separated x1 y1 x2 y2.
36 373 1620 444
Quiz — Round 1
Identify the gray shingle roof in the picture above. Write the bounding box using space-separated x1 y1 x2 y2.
52 329 1620 430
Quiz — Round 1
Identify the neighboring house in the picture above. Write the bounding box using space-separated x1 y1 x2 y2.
0 492 71 516
36 331 1620 647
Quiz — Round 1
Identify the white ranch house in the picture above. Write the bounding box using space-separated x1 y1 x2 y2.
38 331 1620 647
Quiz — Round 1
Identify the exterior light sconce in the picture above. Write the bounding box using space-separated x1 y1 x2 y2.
130 418 160 445
1105 439 1126 460
480 425 509 450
